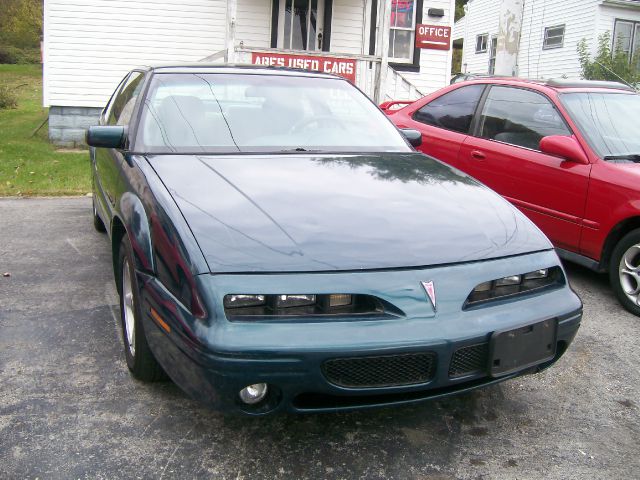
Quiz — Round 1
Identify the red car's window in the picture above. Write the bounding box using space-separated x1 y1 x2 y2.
478 86 570 151
412 84 484 134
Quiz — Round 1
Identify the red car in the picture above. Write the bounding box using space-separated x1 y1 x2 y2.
383 78 640 316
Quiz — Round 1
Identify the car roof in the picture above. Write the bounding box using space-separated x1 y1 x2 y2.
133 63 343 80
456 76 636 94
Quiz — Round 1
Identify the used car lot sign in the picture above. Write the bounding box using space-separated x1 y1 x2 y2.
415 24 451 50
252 52 357 83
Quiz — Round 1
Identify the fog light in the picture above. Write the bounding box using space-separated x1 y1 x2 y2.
239 383 268 404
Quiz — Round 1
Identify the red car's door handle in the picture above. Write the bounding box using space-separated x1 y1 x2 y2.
471 150 486 160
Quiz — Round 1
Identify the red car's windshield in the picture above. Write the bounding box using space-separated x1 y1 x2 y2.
560 91 640 159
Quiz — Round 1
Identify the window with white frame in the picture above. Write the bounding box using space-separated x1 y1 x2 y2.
388 0 417 63
475 34 488 53
613 19 640 70
543 25 565 49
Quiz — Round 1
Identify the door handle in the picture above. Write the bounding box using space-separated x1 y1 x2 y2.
471 150 486 160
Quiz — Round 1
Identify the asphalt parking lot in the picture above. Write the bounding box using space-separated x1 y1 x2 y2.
1 197 639 480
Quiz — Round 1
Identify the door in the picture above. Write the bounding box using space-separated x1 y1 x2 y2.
459 85 591 251
278 0 325 51
95 71 145 215
403 84 486 165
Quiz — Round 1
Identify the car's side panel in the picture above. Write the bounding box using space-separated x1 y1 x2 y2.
580 160 640 261
409 119 467 166
458 137 591 251
119 191 154 273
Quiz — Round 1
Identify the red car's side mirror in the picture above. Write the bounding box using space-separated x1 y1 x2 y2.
539 135 589 165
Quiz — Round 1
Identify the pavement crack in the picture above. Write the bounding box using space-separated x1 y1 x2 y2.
159 427 194 479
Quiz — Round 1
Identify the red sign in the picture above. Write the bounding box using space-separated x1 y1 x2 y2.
251 52 357 83
415 24 451 50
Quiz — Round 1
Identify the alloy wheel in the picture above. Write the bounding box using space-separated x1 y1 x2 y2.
619 243 640 306
122 258 136 356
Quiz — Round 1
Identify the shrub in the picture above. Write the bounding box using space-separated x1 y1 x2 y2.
577 32 640 86
0 86 18 110
0 44 40 64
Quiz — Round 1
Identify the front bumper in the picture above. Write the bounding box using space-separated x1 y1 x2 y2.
139 250 582 414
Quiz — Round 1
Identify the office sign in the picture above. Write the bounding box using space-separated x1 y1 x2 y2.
415 24 452 50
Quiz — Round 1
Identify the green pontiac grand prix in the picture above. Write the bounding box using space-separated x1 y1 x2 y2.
87 65 582 414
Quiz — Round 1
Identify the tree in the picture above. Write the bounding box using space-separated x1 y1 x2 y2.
0 0 42 48
0 0 42 63
455 0 468 22
577 32 640 86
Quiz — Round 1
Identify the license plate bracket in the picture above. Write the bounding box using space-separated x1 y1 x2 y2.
489 318 557 377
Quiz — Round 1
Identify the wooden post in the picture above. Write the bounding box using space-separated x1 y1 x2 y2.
374 0 392 103
226 0 237 63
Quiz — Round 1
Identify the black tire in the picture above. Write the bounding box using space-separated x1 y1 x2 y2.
118 235 166 381
609 228 640 316
92 195 106 233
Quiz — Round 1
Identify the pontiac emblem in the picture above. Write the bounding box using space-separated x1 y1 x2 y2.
421 281 437 311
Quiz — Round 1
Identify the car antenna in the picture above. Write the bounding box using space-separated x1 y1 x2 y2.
592 60 638 92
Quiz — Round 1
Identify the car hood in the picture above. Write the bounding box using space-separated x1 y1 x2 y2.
146 153 551 273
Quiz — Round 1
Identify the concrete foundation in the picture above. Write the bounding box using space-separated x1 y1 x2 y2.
48 106 102 148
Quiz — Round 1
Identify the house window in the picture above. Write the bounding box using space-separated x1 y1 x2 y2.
488 35 497 74
543 25 565 49
277 0 325 50
476 34 488 53
613 19 640 69
389 0 417 63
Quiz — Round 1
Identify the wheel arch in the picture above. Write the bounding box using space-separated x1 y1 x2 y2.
600 216 640 272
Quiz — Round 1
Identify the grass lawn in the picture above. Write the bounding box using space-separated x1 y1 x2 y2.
0 64 90 196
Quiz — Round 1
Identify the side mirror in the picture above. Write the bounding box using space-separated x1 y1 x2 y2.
86 126 126 149
539 135 589 164
400 128 422 147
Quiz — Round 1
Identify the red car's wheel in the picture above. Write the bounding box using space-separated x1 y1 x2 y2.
610 229 640 316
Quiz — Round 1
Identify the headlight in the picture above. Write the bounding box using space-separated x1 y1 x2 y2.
223 294 266 308
275 294 316 308
223 293 384 320
465 267 564 307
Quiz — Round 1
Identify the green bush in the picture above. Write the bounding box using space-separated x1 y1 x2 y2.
0 44 40 64
578 32 640 86
0 85 18 110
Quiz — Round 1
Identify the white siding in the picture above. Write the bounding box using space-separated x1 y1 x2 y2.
597 3 640 43
517 0 598 79
331 0 367 54
402 0 455 94
236 0 272 48
459 0 500 74
452 16 465 41
43 0 227 108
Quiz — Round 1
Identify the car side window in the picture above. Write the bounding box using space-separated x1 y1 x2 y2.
478 86 570 151
107 71 145 126
412 85 485 134
101 73 130 124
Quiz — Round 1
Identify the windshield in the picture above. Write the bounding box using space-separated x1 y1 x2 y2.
135 72 411 154
560 92 640 158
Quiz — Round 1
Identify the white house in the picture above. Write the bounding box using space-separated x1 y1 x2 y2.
453 0 640 80
43 0 455 146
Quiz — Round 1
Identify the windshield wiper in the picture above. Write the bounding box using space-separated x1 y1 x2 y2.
603 154 640 162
